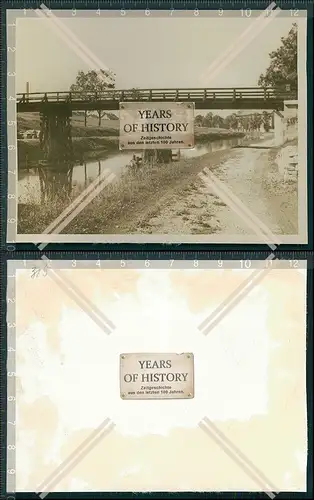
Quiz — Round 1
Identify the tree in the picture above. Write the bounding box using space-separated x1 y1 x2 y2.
258 23 297 89
70 69 116 126
224 114 232 130
203 112 214 127
129 87 141 99
195 114 204 127
262 111 271 132
251 113 262 131
224 113 238 130
241 116 250 133
212 115 224 129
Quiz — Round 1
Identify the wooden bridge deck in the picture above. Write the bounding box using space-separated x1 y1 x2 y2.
17 87 297 112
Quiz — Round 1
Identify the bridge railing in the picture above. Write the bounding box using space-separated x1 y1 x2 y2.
17 87 297 104
18 91 74 103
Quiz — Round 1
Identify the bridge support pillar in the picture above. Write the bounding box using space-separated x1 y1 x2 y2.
39 107 72 162
274 111 286 146
143 149 172 164
284 100 298 141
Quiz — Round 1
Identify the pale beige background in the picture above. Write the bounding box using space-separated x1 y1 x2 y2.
14 266 307 492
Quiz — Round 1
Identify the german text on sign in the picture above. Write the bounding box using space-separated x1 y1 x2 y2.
119 102 194 150
120 352 194 400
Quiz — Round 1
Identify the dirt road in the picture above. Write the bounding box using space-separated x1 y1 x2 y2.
129 140 298 237
19 136 298 238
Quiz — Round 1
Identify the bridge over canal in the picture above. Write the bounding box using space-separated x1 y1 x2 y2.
17 87 297 161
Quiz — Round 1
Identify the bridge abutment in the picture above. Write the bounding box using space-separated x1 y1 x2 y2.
39 106 73 162
274 101 298 146
274 111 286 146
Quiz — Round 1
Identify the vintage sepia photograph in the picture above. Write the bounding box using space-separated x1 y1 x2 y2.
8 9 308 243
9 261 307 492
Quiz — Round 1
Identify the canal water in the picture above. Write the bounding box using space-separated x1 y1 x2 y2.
18 137 244 205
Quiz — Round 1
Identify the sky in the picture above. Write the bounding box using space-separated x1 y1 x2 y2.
15 14 298 94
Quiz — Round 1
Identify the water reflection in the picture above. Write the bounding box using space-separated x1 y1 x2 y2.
19 154 133 205
181 137 243 158
18 137 243 205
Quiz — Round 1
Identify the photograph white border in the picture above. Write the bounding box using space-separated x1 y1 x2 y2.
6 9 308 245
7 258 308 493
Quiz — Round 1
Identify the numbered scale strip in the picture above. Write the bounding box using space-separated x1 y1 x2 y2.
2 4 311 17
6 267 16 495
4 251 314 269
2 0 313 9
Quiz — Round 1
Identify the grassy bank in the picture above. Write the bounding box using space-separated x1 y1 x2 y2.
18 136 119 163
194 126 245 141
18 112 120 162
17 112 245 163
18 146 239 234
18 112 120 137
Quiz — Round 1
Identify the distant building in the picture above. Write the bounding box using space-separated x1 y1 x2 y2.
23 130 40 139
